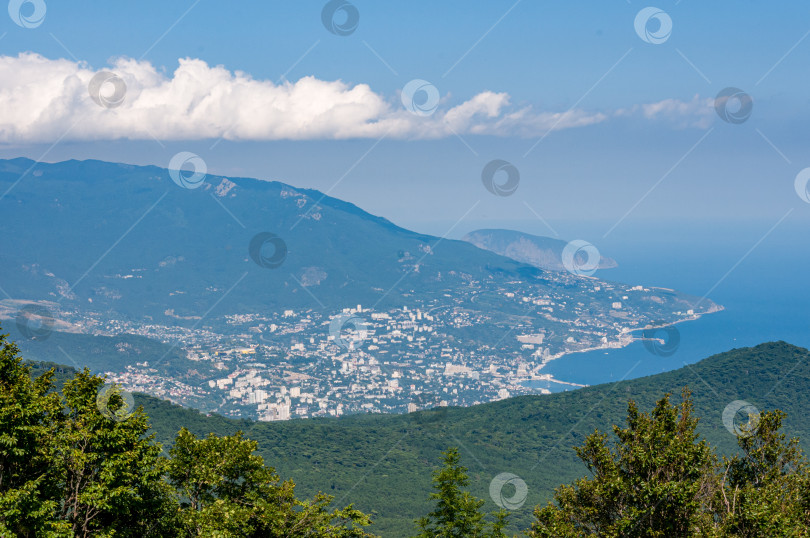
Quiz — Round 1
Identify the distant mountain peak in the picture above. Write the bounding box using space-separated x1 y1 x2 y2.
462 228 618 272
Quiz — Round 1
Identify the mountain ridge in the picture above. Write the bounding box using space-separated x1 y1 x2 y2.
1 157 429 241
462 228 619 272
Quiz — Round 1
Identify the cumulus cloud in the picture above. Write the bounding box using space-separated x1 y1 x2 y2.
0 53 715 143
0 53 611 143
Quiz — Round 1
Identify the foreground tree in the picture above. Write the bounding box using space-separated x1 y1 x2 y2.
0 331 177 537
415 447 510 538
168 427 373 536
57 372 178 536
0 329 374 537
529 389 810 537
0 334 65 536
718 410 810 536
530 390 719 537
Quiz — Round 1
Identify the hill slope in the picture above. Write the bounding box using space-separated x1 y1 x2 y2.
462 228 618 272
0 158 574 321
29 341 810 536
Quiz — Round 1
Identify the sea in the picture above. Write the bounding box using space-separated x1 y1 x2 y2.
467 218 810 392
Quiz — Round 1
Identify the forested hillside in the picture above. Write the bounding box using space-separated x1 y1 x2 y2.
27 341 810 536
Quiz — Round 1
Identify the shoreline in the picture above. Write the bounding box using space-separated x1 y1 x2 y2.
527 305 725 383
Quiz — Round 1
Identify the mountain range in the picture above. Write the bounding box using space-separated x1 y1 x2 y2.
0 157 723 419
0 157 714 334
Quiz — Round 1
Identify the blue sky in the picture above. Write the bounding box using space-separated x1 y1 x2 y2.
12 1 808 105
1 0 809 239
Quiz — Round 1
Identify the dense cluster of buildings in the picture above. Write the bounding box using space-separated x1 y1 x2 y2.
102 276 702 420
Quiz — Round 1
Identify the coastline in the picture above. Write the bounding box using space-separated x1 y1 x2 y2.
527 303 725 384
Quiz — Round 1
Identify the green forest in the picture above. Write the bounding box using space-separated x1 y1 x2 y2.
6 331 810 536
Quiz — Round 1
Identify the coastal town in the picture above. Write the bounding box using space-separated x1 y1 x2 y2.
95 275 711 421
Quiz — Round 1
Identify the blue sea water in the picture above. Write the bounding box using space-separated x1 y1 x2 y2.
523 218 810 390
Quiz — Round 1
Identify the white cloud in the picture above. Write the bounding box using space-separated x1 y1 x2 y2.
616 94 715 128
0 53 715 143
442 91 511 132
482 107 609 137
0 53 610 143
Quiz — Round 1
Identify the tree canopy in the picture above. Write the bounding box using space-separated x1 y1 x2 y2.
0 331 373 537
528 389 810 537
414 447 509 538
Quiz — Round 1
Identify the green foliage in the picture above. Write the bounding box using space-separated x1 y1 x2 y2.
128 341 810 536
15 338 810 536
0 331 374 537
528 391 810 537
0 334 64 536
415 447 496 537
168 428 373 536
57 372 176 537
529 390 719 537
718 410 810 536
